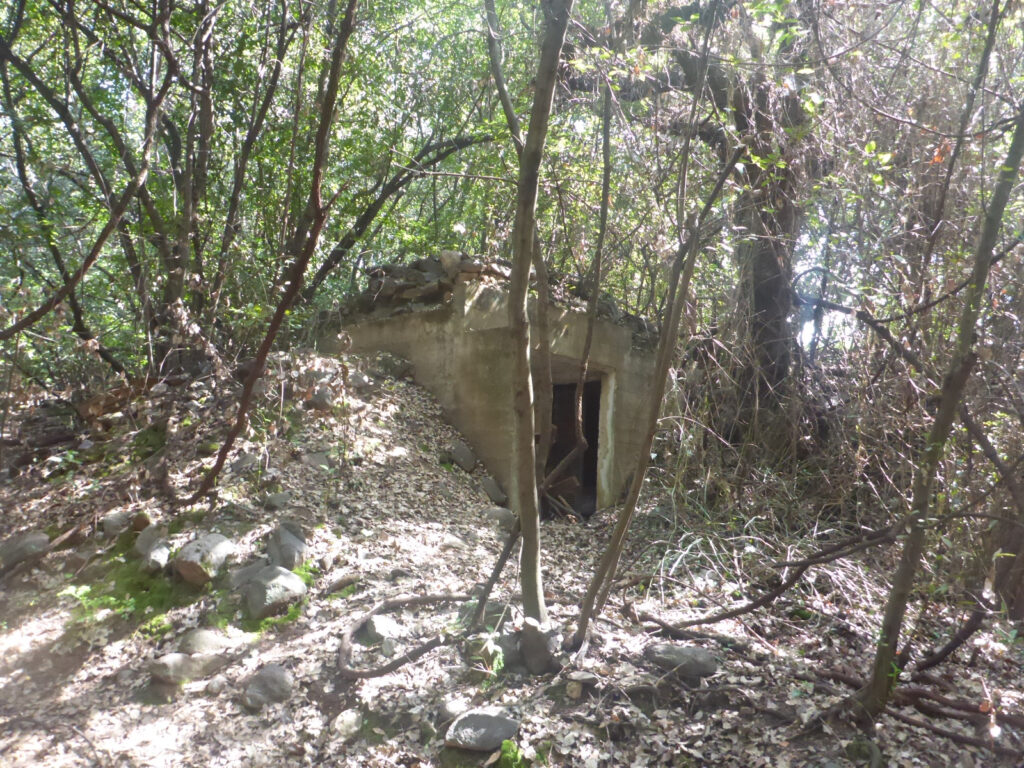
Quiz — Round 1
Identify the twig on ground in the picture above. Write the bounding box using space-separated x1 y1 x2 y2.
335 593 471 679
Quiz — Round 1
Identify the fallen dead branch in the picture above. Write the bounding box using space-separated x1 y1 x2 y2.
335 593 471 680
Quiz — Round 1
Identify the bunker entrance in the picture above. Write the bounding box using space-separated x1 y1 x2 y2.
544 380 600 517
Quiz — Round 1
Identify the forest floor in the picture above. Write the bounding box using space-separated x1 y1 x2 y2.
0 350 1021 767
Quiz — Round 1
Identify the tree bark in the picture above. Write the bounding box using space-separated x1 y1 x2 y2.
508 0 574 623
853 100 1024 723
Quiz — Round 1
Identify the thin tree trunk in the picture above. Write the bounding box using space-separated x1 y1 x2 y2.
853 100 1024 723
483 0 554 478
572 144 743 650
191 0 360 500
508 0 574 623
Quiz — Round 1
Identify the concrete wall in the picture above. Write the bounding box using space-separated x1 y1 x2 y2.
322 279 658 509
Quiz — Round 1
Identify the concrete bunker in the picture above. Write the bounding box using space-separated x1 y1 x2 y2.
319 252 659 513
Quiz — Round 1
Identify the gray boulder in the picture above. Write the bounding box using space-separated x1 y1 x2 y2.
444 707 519 751
364 614 405 643
643 643 718 685
101 510 132 538
149 652 228 685
141 540 172 574
447 441 477 472
241 664 294 711
244 565 307 620
262 491 292 511
267 520 306 569
134 524 166 557
480 506 517 533
173 533 235 586
0 531 49 571
178 628 232 655
229 556 270 590
305 385 334 411
480 477 507 505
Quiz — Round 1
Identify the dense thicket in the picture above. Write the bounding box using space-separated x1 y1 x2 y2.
2 0 1023 728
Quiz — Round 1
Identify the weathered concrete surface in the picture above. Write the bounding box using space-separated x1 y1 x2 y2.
320 278 657 509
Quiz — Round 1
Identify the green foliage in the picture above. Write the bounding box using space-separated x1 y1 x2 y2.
499 740 528 768
58 555 195 642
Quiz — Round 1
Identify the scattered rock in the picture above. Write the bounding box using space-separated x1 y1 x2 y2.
380 637 397 657
267 520 307 569
300 451 332 470
480 476 507 505
444 707 519 751
173 533 235 586
565 671 600 700
134 524 166 558
438 696 471 724
262 491 292 511
101 509 132 538
241 664 294 711
231 452 259 474
149 652 228 685
364 614 405 643
439 533 469 552
305 385 334 411
348 370 375 393
446 441 477 472
243 565 308 620
520 618 564 675
141 540 172 574
332 708 363 741
177 628 232 655
370 353 412 379
480 506 517 533
229 556 270 590
0 530 49 571
643 643 718 685
205 675 228 696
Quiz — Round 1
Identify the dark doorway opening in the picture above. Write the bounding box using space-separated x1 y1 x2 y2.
544 380 600 517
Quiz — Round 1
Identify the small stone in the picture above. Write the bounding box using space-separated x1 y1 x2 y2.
380 637 397 657
447 441 477 472
643 643 718 685
231 453 259 474
444 707 519 751
480 477 507 505
0 530 50 571
141 541 171 574
566 680 583 700
364 614 405 643
173 533 235 586
305 385 334 411
480 506 517 533
229 556 270 590
101 510 132 538
300 452 332 470
348 370 375 393
205 675 228 696
262 492 292 511
333 708 362 740
438 696 471 723
149 653 227 685
134 524 166 557
241 664 294 711
267 520 306 569
178 628 231 655
243 565 308 620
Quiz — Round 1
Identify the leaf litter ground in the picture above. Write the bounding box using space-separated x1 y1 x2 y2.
0 351 1021 766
